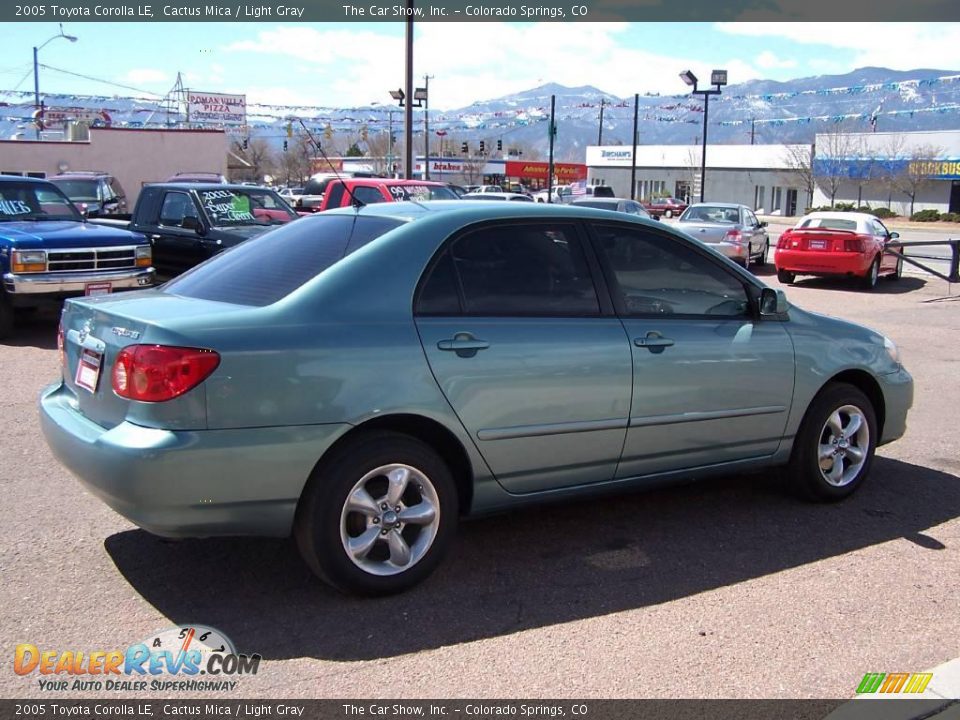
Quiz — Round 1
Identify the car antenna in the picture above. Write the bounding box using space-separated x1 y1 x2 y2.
295 118 364 210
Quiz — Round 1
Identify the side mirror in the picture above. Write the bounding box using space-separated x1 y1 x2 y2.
181 215 204 235
760 287 789 316
888 231 900 240
759 221 768 228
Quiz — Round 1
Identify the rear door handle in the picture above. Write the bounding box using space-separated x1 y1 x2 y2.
437 333 490 357
634 332 675 354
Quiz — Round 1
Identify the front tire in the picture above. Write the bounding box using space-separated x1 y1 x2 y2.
786 383 877 502
0 293 13 340
886 256 903 281
756 241 769 267
294 431 458 596
777 269 796 284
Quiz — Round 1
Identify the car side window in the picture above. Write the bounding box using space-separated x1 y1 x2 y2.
592 224 751 318
745 209 759 227
416 224 600 317
871 219 888 237
353 186 388 205
159 192 198 227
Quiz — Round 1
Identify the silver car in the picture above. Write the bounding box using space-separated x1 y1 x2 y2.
678 203 769 268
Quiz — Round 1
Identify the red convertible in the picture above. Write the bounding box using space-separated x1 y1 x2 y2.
775 211 903 289
641 197 688 218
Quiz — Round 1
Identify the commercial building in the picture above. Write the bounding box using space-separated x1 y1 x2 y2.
811 129 960 215
0 127 232 205
586 144 812 216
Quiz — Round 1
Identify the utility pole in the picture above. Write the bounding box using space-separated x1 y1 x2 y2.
547 94 556 204
630 93 639 200
750 118 755 145
597 98 605 145
403 4 414 179
423 73 434 180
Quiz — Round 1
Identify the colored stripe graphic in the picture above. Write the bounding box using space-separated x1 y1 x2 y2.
857 672 934 694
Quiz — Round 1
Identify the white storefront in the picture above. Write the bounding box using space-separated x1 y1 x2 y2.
586 144 815 217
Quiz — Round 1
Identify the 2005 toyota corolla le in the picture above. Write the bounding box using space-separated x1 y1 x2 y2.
40 201 913 595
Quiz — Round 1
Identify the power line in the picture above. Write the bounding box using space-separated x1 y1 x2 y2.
38 64 163 97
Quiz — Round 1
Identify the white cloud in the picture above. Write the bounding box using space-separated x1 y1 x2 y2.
756 51 797 70
122 68 168 85
716 22 960 71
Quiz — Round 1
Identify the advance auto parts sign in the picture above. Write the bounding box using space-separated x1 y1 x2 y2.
187 91 246 125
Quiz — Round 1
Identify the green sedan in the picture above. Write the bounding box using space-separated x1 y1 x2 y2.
40 201 913 595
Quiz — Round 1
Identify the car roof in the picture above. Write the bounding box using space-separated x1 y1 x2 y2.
685 202 743 209
323 200 660 223
462 192 531 199
572 197 635 204
146 182 274 191
0 175 50 184
802 211 878 222
335 178 449 187
50 172 111 178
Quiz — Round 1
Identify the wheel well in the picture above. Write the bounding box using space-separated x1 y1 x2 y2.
825 370 886 437
320 414 474 514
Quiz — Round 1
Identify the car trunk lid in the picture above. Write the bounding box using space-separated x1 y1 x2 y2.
679 221 738 245
59 290 242 430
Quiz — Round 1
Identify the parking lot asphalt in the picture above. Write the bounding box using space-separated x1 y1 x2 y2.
1 262 958 700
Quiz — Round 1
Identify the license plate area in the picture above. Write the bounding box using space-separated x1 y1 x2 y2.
85 282 112 296
808 240 827 250
75 347 103 393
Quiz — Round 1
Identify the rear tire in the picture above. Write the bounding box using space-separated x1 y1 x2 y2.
776 269 796 284
664 210 673 219
862 257 880 290
294 431 458 596
786 383 877 502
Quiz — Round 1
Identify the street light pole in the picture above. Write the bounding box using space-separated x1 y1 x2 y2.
404 5 414 179
32 24 78 140
423 74 433 180
680 69 726 203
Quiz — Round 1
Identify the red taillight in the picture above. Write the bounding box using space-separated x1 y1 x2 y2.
777 231 791 249
843 236 866 252
724 229 743 243
112 345 220 402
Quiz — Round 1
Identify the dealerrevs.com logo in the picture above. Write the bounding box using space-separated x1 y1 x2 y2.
14 625 261 692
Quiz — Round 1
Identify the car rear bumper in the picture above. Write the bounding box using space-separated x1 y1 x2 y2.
775 249 871 276
39 382 350 538
878 366 913 446
4 268 155 296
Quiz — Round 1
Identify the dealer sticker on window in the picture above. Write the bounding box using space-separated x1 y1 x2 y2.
75 348 102 393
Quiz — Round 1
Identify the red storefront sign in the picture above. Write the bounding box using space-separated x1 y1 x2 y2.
505 161 587 181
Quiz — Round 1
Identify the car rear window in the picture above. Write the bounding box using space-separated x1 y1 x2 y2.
801 218 858 231
163 214 405 306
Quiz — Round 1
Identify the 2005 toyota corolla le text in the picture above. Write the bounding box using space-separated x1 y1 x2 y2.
39 202 913 595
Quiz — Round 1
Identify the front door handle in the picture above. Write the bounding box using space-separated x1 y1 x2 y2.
634 331 675 354
437 333 490 358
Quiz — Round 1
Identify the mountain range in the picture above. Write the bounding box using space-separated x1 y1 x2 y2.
1 66 958 161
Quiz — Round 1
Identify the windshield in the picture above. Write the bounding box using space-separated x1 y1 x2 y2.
49 179 99 201
197 188 299 227
0 181 83 222
164 214 407 306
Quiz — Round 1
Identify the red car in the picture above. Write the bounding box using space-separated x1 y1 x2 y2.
318 179 458 211
775 212 903 289
642 197 688 218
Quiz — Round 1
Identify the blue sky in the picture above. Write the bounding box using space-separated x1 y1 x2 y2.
1 22 958 110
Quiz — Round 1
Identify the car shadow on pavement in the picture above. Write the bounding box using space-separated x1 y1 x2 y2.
104 456 960 662
3 310 59 349
784 276 927 295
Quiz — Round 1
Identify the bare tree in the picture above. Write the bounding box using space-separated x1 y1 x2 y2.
893 144 945 217
781 144 816 212
276 133 315 186
231 137 274 183
813 123 861 208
